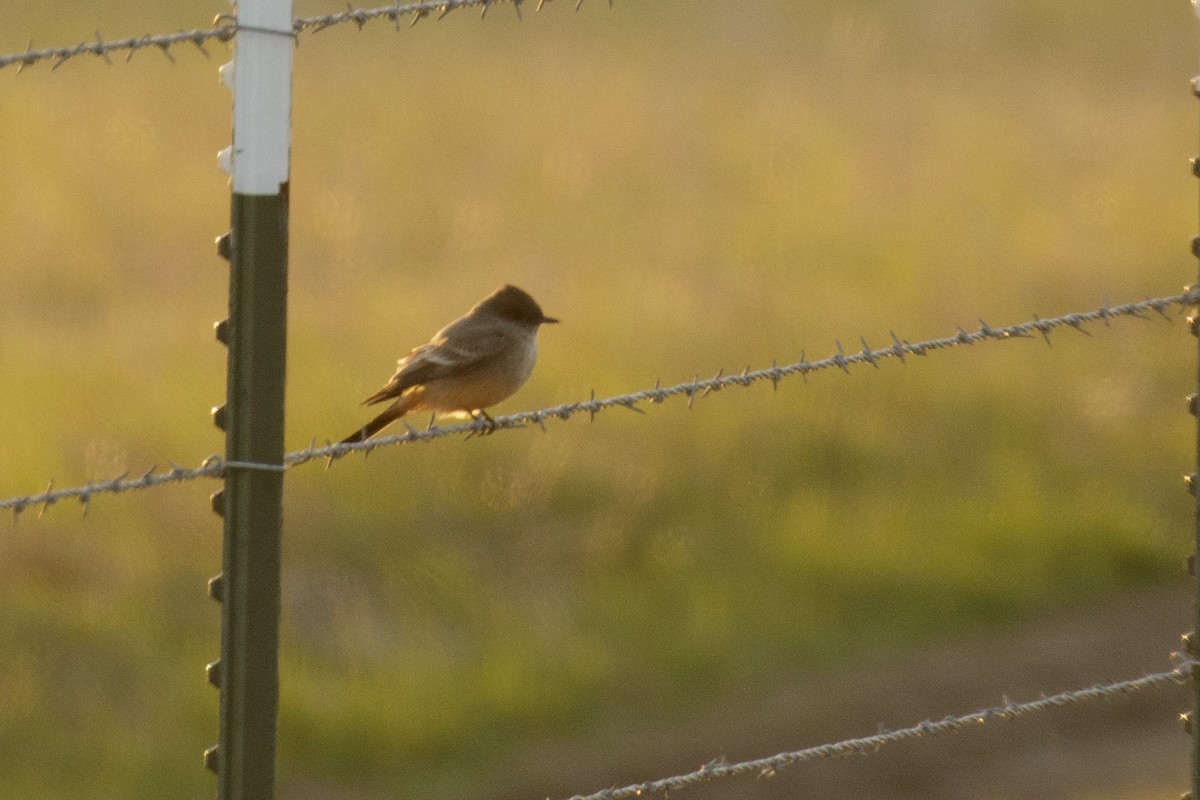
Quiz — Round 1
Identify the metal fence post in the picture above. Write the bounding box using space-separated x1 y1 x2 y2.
203 1 294 798
1191 5 1200 797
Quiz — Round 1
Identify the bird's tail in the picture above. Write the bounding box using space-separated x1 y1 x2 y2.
330 392 422 468
338 403 412 447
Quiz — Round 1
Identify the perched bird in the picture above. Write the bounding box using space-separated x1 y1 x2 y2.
335 284 558 450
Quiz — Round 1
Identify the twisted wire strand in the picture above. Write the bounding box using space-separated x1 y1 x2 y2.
557 655 1197 800
1 289 1195 521
0 0 594 72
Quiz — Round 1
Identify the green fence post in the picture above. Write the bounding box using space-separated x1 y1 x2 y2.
1190 3 1200 794
203 2 293 798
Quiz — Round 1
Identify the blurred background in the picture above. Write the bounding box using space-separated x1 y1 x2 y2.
1 1 1197 797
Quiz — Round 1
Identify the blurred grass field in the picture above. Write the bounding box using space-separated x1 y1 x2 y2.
0 1 1197 797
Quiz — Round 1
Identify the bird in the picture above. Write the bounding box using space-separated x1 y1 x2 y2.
334 284 558 453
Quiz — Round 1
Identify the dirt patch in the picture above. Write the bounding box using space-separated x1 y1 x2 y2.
499 581 1193 800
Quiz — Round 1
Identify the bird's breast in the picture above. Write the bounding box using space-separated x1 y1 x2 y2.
421 335 538 412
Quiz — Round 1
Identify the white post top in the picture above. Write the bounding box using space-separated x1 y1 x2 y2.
221 0 294 196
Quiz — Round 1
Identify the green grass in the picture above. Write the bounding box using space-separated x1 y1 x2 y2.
0 1 1195 797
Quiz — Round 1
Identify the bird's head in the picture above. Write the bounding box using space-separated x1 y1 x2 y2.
480 284 559 326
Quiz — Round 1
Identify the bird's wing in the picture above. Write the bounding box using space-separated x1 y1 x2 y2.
360 325 510 406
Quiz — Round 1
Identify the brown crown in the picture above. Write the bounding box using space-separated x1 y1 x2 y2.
477 284 558 325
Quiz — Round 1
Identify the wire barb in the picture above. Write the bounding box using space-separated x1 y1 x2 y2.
833 340 850 373
94 31 112 65
859 337 879 368
38 479 55 519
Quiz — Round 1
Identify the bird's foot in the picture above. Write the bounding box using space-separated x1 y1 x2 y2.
465 410 498 439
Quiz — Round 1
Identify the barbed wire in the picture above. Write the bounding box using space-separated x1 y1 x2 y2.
0 0 597 73
312 288 1196 463
557 654 1197 800
1 288 1195 522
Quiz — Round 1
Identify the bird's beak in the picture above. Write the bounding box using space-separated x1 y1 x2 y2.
542 316 560 325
